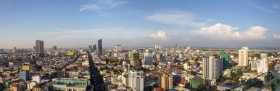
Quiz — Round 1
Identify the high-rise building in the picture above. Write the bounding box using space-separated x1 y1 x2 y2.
35 40 44 58
203 56 223 85
238 47 249 66
129 53 140 66
219 53 230 69
115 44 122 52
144 56 153 65
20 70 30 81
128 70 144 91
257 53 268 74
159 74 173 90
52 46 57 51
13 47 17 53
89 45 93 52
98 39 102 56
93 44 97 52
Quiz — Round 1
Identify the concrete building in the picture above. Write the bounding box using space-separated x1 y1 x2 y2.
144 56 153 65
88 45 93 52
52 46 57 51
128 70 144 91
219 53 230 69
35 40 44 58
238 47 249 66
116 44 122 52
93 44 97 52
52 78 89 91
20 70 30 81
257 53 268 74
13 47 17 53
129 53 140 67
159 74 173 90
203 56 223 85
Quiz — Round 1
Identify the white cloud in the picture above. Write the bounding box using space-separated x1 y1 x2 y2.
150 31 167 40
272 3 280 9
146 11 206 27
196 23 267 40
273 34 280 39
80 0 126 12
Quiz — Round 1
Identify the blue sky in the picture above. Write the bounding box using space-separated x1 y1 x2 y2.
0 0 280 48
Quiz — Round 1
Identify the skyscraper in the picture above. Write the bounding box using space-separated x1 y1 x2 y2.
159 74 173 90
219 53 230 70
35 40 44 58
238 47 249 66
89 45 93 52
93 44 97 52
203 56 223 85
129 52 140 67
13 47 17 53
128 70 144 91
257 53 268 74
98 39 102 57
20 70 30 81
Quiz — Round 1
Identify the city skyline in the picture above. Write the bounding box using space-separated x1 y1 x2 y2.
1 0 280 48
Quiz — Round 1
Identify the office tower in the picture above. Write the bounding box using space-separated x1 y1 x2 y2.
257 53 268 74
238 47 249 66
128 70 144 91
13 47 17 53
219 53 230 69
159 74 173 90
144 56 153 65
93 44 97 51
35 40 44 58
52 46 57 51
20 70 30 81
203 56 223 82
98 39 102 56
115 44 122 52
89 45 93 52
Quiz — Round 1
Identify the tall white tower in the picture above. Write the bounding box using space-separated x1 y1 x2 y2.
203 55 223 85
238 47 249 66
128 70 144 91
257 53 268 74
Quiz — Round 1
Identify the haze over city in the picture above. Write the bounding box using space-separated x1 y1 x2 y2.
0 0 280 48
2 1 280 91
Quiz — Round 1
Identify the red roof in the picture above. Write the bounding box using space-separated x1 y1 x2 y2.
154 88 165 91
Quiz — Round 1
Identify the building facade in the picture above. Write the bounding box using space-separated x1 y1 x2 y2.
98 39 102 57
238 47 249 66
203 56 223 85
116 45 122 52
35 40 44 58
128 70 144 91
159 74 173 90
257 53 268 74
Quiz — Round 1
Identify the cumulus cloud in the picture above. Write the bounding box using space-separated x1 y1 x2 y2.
273 34 280 39
80 0 126 12
150 31 167 40
196 23 267 40
146 11 206 27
